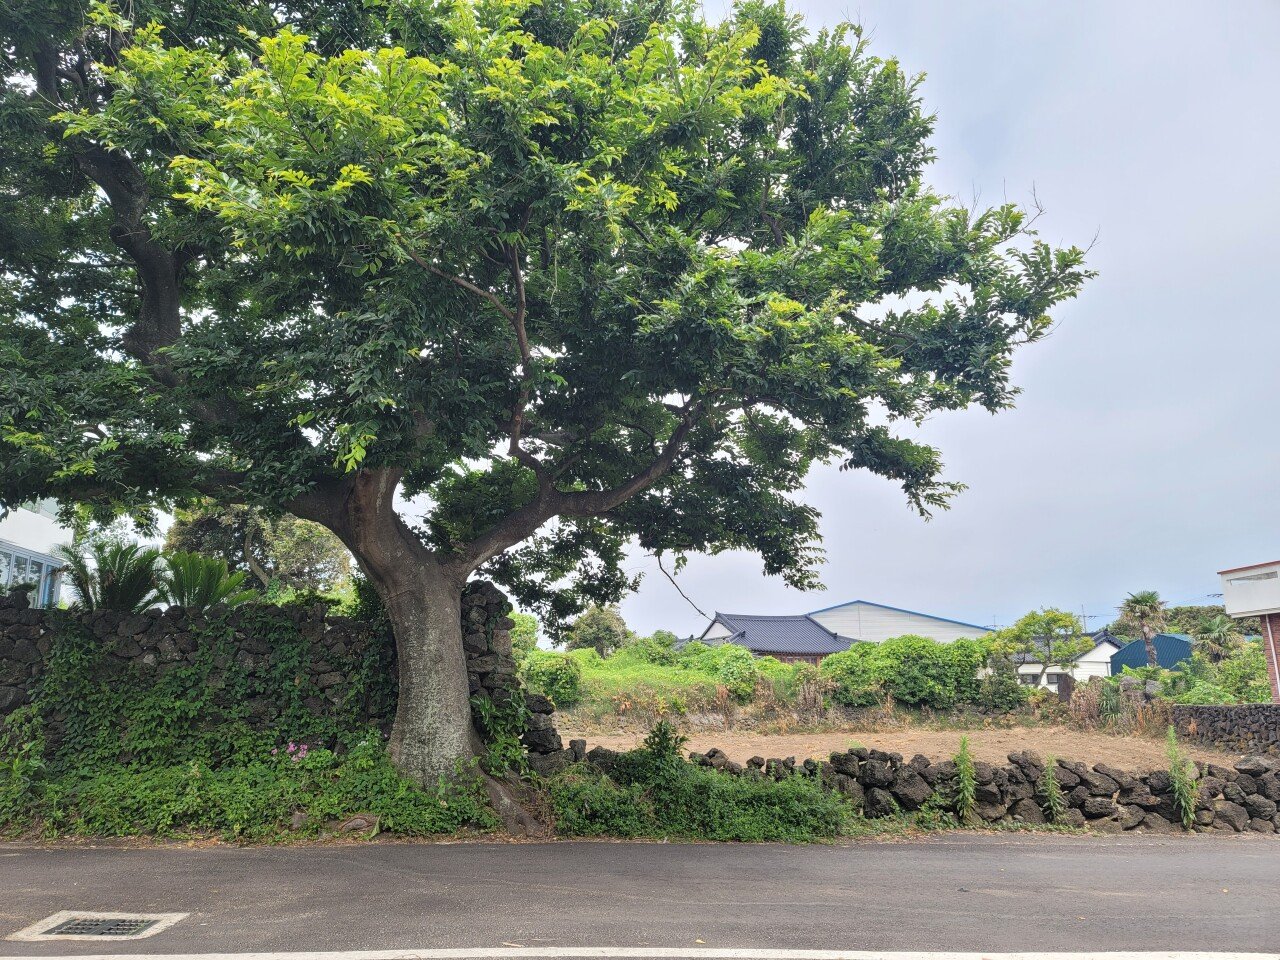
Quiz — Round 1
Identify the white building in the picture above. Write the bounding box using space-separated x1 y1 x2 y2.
1218 560 1280 702
0 500 69 607
1013 630 1125 693
807 600 991 645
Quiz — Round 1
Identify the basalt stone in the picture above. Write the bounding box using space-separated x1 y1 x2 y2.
1222 782 1248 805
1258 775 1280 803
1141 812 1178 834
1205 763 1237 781
860 758 895 788
1236 755 1276 777
1244 794 1278 820
0 685 25 714
524 692 555 715
524 712 556 732
922 759 957 787
974 799 1007 822
528 748 576 777
1249 817 1276 834
833 774 864 804
1053 762 1082 790
569 739 587 761
1234 773 1258 796
1008 750 1045 778
1146 770 1173 794
1093 763 1136 791
828 751 860 777
1213 800 1250 832
863 787 898 818
1117 804 1146 830
890 769 933 811
586 746 620 774
1081 796 1119 819
522 728 562 754
1060 808 1086 829
1010 798 1046 825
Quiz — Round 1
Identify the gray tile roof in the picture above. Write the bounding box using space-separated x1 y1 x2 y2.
712 612 853 656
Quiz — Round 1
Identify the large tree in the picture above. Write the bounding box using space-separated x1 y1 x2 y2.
0 0 1091 790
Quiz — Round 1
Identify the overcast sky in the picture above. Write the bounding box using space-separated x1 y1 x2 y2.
615 0 1280 637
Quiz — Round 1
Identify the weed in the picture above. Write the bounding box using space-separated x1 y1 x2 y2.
1165 726 1196 830
1037 756 1067 824
952 736 978 824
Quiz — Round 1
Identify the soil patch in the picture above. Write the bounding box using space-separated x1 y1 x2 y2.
558 724 1240 773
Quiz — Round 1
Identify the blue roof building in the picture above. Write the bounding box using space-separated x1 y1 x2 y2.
1109 633 1194 673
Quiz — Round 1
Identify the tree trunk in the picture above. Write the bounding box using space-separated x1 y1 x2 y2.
1143 629 1158 668
380 563 478 784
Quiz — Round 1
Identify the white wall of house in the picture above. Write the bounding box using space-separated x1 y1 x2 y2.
700 619 734 643
809 601 990 644
1016 640 1117 692
0 502 71 607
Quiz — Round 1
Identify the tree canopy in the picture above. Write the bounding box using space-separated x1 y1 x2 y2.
1 0 1091 626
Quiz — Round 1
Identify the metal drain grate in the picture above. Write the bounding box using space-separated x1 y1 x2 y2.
8 910 189 942
47 916 158 937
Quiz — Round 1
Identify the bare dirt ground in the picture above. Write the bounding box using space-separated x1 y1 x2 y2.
558 724 1241 772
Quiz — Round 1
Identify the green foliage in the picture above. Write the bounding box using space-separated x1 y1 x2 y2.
681 643 760 702
509 612 540 663
1116 644 1271 706
55 540 162 613
987 608 1093 683
952 736 978 824
521 651 583 706
470 690 530 776
819 645 881 707
550 743 850 843
1037 756 1067 824
160 551 255 612
1165 726 1196 830
1118 591 1168 667
979 656 1029 711
1110 604 1260 641
564 605 634 657
0 610 492 839
2 0 1092 642
167 504 351 592
820 635 991 710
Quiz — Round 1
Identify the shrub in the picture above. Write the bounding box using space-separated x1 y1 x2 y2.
682 643 759 702
820 646 881 707
521 651 583 706
160 551 256 612
876 635 963 708
1037 756 1067 823
980 656 1028 711
56 541 162 612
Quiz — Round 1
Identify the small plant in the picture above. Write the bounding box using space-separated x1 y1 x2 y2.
1165 726 1196 830
640 719 689 764
1037 755 1067 824
471 690 531 776
56 540 162 612
952 736 978 824
160 551 256 612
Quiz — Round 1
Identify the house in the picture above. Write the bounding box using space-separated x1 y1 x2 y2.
0 500 68 608
1218 560 1280 701
1013 629 1125 692
1109 633 1193 673
699 612 852 665
807 599 991 645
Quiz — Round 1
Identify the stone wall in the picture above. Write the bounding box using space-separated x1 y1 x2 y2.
0 581 568 763
1172 704 1280 756
579 744 1280 834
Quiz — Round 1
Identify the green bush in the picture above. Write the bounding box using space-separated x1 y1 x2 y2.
549 730 850 842
979 657 1029 711
683 643 759 702
521 651 583 706
820 645 881 707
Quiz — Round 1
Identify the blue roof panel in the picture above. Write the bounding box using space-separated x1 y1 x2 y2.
1109 633 1193 673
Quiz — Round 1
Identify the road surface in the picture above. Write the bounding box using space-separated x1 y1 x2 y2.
1 835 1277 956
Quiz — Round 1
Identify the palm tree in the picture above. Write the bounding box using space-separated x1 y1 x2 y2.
54 541 162 613
1119 590 1168 667
160 552 256 612
1194 613 1242 664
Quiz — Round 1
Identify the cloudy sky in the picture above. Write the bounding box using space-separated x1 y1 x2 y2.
617 0 1280 637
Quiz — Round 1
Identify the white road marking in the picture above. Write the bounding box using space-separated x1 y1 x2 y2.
0 950 1273 960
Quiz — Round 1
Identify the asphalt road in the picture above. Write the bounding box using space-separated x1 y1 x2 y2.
1 835 1277 956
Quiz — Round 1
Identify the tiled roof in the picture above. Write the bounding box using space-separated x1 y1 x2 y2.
711 612 853 656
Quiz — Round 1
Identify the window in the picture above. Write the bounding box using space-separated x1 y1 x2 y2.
0 544 62 608
1018 674 1040 686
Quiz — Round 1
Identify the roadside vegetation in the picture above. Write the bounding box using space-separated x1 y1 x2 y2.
521 602 1272 733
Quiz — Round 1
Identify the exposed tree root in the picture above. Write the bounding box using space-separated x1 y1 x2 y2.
483 773 551 838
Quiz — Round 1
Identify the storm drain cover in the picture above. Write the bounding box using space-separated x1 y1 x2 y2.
8 911 188 942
